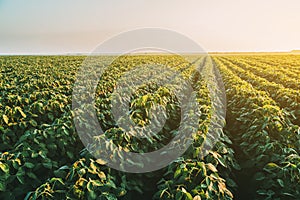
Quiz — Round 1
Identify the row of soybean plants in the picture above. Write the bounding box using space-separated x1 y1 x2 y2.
215 56 300 126
26 55 239 200
213 57 300 200
235 55 300 80
155 57 239 200
0 56 85 199
244 55 300 71
238 56 300 84
220 56 299 91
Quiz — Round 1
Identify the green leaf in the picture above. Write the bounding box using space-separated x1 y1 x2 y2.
257 189 267 195
27 172 38 180
216 157 227 168
181 188 193 200
0 181 6 191
0 163 9 173
29 119 38 127
174 168 181 178
263 162 279 173
88 190 97 200
282 193 295 197
17 175 25 184
42 162 52 169
276 179 284 187
24 162 35 169
12 160 20 169
87 181 93 192
2 115 9 124
58 165 69 170
24 192 33 200
49 177 64 185
16 107 26 118
185 192 193 200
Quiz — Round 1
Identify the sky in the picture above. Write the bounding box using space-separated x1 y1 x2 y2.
1 0 300 54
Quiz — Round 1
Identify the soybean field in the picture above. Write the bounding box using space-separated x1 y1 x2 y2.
0 54 299 200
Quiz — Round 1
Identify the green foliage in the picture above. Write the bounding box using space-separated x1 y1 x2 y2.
1 54 298 200
214 56 300 200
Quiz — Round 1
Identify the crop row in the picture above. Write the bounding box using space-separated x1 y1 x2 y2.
221 56 300 90
244 55 300 70
215 56 300 126
155 57 239 200
235 56 300 79
213 57 300 199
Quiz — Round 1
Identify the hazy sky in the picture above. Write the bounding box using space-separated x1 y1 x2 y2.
1 0 300 54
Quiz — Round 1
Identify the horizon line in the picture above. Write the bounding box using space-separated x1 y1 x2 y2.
1 49 300 56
